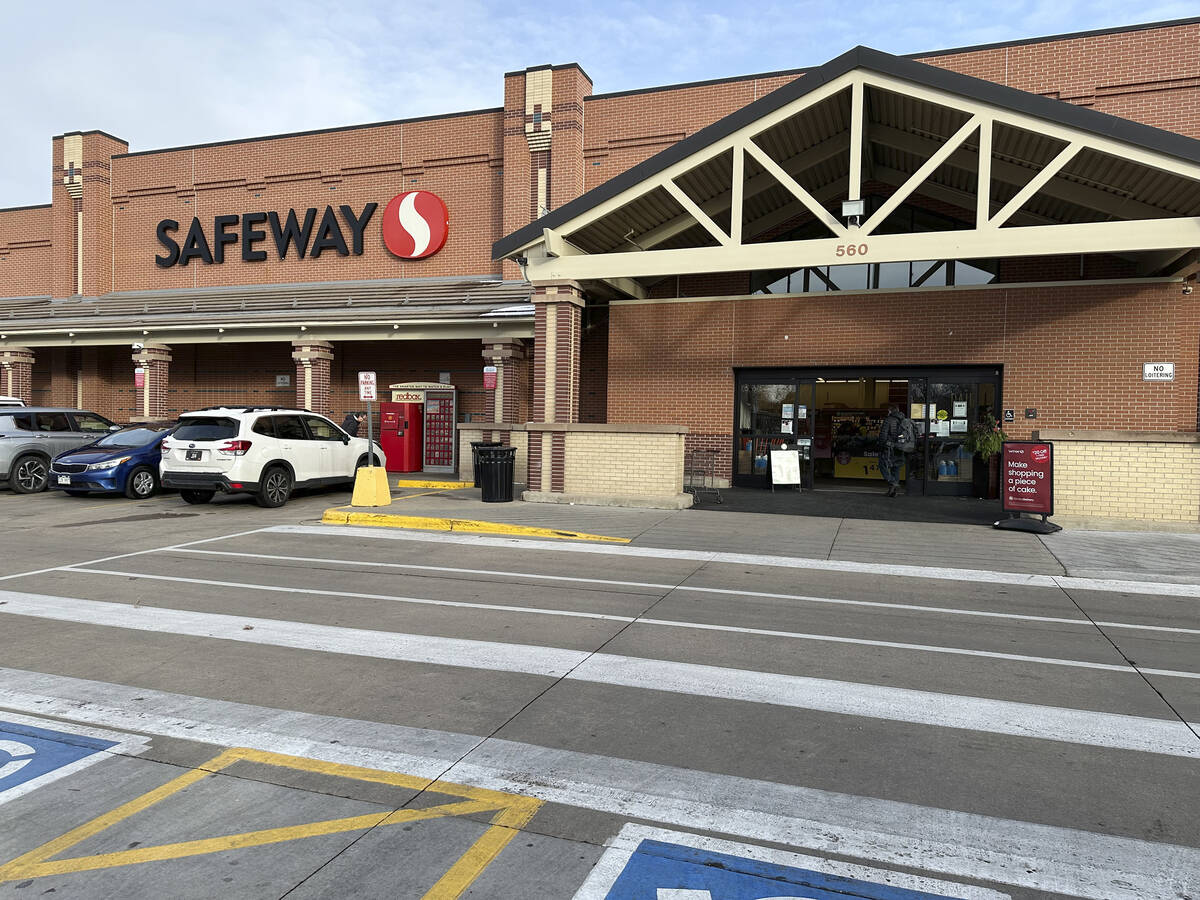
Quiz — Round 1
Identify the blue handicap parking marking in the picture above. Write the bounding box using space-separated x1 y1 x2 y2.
605 838 967 900
0 720 119 795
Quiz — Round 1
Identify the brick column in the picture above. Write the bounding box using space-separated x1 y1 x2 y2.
291 340 334 415
0 347 35 403
482 338 528 425
131 343 172 420
529 283 584 493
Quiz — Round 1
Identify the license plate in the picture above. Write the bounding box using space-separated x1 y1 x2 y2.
57 475 71 485
186 450 202 461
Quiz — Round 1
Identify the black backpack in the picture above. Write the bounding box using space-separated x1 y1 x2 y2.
897 416 917 453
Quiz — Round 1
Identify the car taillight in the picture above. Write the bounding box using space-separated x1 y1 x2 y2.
219 439 253 456
160 439 170 453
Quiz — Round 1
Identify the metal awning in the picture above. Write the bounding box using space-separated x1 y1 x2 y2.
494 46 1200 292
0 276 534 345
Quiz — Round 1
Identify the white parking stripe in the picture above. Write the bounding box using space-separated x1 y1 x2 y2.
1 590 1196 756
53 565 1200 679
0 669 1195 900
0 527 274 584
170 547 1200 636
268 524 1200 598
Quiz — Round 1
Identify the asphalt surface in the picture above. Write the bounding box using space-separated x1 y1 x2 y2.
0 483 1197 899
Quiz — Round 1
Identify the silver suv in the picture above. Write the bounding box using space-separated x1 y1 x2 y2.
0 408 120 493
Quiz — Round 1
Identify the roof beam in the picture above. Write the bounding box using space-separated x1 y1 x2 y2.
870 124 1177 222
663 180 731 246
541 228 647 299
633 132 851 250
862 116 981 235
527 216 1200 281
872 165 1055 227
743 140 847 236
989 141 1083 227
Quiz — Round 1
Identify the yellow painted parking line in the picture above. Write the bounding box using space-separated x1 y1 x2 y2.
320 509 630 543
395 480 469 490
392 489 448 501
0 746 542 898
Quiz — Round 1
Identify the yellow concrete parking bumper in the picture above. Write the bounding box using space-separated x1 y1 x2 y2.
321 509 630 543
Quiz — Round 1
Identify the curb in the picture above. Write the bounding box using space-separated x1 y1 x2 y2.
394 480 470 490
320 509 631 543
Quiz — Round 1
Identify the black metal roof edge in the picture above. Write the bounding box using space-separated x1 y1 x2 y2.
0 203 52 214
89 274 514 302
111 106 503 160
914 15 1200 59
51 129 128 144
502 61 594 84
585 16 1200 102
492 44 1200 259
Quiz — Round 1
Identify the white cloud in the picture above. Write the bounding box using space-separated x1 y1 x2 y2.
1 0 1195 207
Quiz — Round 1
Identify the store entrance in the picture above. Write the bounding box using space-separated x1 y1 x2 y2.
733 368 1001 496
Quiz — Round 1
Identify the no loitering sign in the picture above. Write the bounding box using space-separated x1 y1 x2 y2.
1143 362 1175 381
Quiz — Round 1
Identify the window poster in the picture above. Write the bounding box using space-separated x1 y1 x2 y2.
782 404 794 419
950 418 968 433
782 420 794 434
935 420 951 437
910 403 925 419
953 400 967 417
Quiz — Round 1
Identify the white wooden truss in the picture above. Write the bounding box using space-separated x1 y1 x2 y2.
509 68 1200 290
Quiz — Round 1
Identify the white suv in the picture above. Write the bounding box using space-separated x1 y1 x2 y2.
160 407 385 508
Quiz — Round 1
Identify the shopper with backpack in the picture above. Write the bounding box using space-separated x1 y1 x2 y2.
878 403 916 498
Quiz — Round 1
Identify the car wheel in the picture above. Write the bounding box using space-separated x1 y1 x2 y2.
11 455 49 494
125 466 158 500
355 453 382 469
255 466 293 508
180 489 215 505
65 490 90 497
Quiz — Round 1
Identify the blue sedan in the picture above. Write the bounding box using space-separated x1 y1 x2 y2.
49 424 176 499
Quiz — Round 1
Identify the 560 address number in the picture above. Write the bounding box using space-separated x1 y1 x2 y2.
835 243 869 257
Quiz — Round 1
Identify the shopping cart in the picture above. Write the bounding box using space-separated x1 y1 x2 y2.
684 448 723 504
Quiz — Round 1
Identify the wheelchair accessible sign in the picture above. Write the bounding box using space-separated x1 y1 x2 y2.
575 825 1008 900
0 718 135 806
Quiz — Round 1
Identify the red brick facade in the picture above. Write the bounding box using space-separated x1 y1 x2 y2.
1 18 1198 486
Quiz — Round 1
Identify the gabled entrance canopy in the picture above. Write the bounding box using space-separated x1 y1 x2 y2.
494 47 1200 293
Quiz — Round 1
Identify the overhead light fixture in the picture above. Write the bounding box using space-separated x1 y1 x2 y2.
841 199 865 227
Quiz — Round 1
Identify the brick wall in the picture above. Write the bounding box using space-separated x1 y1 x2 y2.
608 281 1199 476
0 205 53 297
1051 438 1200 521
108 110 505 295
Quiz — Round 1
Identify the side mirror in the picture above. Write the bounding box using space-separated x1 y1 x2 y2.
342 435 351 445
109 425 122 432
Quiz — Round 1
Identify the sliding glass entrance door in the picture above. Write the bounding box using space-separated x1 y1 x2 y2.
908 376 1000 496
734 376 815 488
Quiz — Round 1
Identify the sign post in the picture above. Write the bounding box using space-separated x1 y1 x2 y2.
351 371 390 507
994 441 1061 533
358 370 377 452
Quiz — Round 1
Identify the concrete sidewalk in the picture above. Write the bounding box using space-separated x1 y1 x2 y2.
318 482 1200 585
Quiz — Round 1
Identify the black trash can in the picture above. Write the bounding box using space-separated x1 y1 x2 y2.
471 440 503 488
478 445 516 503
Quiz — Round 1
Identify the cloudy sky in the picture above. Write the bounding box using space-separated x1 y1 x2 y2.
1 1 1194 208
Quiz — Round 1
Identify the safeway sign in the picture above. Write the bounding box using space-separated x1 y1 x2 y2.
358 371 377 402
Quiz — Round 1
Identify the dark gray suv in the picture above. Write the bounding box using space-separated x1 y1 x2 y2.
0 408 119 493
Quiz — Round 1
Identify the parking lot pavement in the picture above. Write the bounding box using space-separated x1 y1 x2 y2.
1 514 1198 899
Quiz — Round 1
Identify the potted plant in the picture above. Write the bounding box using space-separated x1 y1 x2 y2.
965 415 1008 498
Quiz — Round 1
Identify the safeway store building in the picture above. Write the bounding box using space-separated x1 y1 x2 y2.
2 18 1200 521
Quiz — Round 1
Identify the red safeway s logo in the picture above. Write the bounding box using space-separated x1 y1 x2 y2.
381 190 449 259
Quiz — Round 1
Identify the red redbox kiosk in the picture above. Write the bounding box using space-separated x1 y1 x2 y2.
379 400 423 472
380 382 458 475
